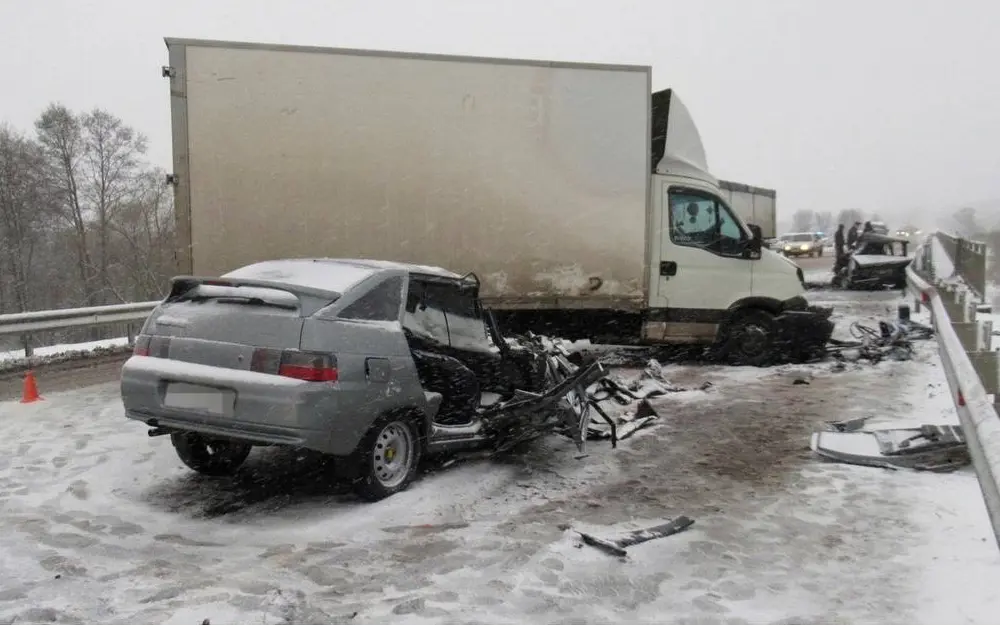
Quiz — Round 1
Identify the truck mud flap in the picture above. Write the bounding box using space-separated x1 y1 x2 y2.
483 360 608 454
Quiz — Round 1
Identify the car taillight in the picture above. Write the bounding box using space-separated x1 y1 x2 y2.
251 348 338 382
133 335 170 357
134 335 150 356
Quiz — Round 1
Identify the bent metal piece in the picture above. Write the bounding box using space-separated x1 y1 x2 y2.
810 425 970 472
577 515 695 558
482 360 608 454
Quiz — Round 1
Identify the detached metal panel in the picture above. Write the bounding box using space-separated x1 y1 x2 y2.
166 38 651 309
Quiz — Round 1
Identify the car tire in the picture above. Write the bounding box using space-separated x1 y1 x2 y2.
719 309 778 367
350 414 423 502
170 432 252 476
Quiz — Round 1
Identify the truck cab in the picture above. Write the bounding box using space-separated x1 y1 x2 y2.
639 90 828 363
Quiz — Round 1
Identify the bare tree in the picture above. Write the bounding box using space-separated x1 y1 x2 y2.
1 103 175 330
108 167 174 299
0 126 49 312
81 109 149 303
34 104 95 306
791 209 815 232
837 209 864 228
952 206 980 237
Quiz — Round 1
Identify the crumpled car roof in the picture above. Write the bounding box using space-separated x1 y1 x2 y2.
857 232 909 245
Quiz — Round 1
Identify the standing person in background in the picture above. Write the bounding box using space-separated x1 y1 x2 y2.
834 223 845 258
833 223 847 274
847 221 861 249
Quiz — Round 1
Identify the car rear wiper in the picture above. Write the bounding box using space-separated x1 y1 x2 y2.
179 294 296 310
214 296 297 310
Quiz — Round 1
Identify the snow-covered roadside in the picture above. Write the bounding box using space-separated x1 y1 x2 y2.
0 337 131 370
2 287 999 624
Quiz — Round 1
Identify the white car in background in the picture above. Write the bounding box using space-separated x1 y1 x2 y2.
775 232 825 258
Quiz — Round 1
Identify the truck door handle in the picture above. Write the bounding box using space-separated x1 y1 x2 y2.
660 261 677 276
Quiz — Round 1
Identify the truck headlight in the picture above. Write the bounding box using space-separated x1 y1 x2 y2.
800 244 809 251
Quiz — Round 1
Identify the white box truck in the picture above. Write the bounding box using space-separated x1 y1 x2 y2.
162 38 832 364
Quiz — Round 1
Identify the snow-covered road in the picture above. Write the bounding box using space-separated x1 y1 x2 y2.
2 288 999 624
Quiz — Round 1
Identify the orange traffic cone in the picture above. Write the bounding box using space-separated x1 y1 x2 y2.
21 370 42 404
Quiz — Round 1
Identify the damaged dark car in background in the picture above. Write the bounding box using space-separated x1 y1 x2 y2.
833 232 912 290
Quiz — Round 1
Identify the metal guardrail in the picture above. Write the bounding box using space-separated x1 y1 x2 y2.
0 301 160 357
936 231 988 299
907 237 1000 551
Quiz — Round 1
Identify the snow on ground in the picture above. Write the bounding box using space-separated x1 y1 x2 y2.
2 287 1000 624
803 268 834 286
0 337 130 368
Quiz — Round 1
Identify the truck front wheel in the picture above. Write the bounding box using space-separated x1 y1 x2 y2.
719 309 777 367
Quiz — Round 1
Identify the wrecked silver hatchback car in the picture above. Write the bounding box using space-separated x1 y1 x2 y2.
120 259 606 501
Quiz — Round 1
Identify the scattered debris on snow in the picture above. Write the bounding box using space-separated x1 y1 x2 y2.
582 358 715 445
827 316 934 365
811 424 970 472
574 515 696 557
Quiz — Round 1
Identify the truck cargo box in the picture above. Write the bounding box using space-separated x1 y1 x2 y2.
165 38 652 310
718 180 777 239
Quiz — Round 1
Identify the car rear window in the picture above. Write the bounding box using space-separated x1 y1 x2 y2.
174 284 300 309
223 260 376 294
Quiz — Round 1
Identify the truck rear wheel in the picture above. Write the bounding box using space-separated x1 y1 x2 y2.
719 309 777 367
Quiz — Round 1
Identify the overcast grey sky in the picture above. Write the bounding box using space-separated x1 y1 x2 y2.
2 0 997 228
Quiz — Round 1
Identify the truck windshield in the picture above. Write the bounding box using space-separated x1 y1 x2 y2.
667 189 748 255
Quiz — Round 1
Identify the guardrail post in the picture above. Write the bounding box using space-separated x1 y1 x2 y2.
954 322 981 352
968 351 1000 396
961 316 998 397
20 334 33 358
964 293 978 323
127 323 136 346
942 288 964 320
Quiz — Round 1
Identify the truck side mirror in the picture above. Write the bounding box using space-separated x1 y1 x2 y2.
747 224 763 253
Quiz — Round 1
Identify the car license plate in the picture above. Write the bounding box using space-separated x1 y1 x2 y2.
163 382 234 416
